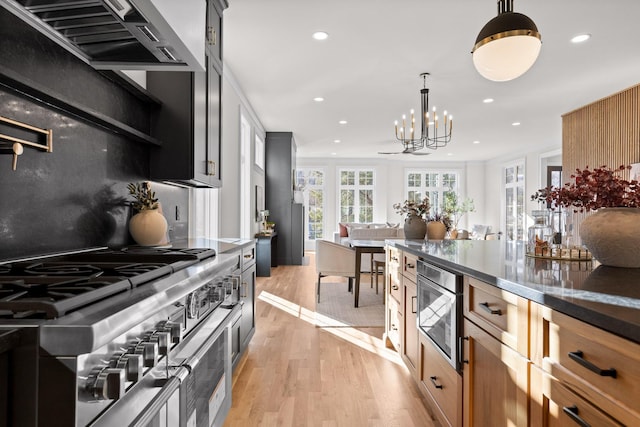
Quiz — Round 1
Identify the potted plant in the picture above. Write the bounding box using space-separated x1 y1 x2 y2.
127 181 168 246
442 192 475 238
425 210 453 240
531 165 640 267
393 197 430 239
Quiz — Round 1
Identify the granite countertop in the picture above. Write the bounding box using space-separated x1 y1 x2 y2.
387 239 640 344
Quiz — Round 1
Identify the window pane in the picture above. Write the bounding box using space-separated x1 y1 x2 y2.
341 171 355 186
505 167 514 184
408 190 422 202
426 173 438 187
408 173 421 187
359 171 373 186
442 173 457 188
516 165 525 182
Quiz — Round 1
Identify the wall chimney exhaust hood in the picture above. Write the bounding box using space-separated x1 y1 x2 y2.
1 0 207 71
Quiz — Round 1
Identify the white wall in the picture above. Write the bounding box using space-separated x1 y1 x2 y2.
220 67 266 238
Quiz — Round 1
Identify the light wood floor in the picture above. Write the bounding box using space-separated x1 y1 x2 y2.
223 252 438 427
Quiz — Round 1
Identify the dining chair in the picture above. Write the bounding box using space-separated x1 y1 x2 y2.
315 239 356 303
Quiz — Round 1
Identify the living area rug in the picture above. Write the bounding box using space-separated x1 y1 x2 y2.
315 279 385 328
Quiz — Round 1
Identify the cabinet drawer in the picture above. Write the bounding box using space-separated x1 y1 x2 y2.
387 247 402 304
419 335 461 427
241 244 256 270
532 365 623 427
402 252 418 282
542 308 640 423
464 276 529 355
387 297 401 351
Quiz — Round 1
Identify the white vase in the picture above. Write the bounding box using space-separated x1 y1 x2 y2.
579 207 640 268
129 209 168 246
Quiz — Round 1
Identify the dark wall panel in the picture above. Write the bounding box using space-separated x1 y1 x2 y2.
0 9 188 261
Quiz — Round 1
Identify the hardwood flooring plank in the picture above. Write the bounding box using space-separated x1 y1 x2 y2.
224 253 437 427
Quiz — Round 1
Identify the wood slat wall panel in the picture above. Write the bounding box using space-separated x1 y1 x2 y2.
562 83 640 240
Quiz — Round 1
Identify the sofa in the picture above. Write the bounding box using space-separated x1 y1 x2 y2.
333 222 404 271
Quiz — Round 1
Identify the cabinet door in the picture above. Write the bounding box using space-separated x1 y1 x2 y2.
240 263 256 350
206 0 222 60
463 319 529 427
205 53 221 187
402 278 418 376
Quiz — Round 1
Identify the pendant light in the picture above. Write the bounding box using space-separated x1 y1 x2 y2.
472 0 541 82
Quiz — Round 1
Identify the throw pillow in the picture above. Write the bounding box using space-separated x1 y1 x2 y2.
338 223 348 237
346 223 368 236
385 222 399 228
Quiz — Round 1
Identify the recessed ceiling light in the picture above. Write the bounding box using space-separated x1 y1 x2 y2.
313 97 324 102
512 122 521 126
338 120 348 125
312 31 329 40
331 152 337 155
483 98 494 103
473 140 480 144
447 152 453 156
334 139 341 143
571 34 591 43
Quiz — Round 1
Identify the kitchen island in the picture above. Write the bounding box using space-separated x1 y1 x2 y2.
389 239 640 343
385 239 640 427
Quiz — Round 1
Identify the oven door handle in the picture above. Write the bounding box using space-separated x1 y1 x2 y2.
128 366 189 427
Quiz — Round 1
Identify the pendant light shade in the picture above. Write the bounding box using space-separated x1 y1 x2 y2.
472 0 541 82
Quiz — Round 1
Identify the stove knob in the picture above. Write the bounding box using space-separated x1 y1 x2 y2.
134 341 159 367
86 367 125 400
122 353 144 382
186 292 199 319
148 331 171 356
158 320 182 344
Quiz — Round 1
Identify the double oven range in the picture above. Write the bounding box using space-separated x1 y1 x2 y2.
0 246 242 426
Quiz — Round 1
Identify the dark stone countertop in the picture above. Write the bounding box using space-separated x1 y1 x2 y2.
387 239 640 344
170 237 255 254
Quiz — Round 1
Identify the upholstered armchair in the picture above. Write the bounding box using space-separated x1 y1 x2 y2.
315 240 356 303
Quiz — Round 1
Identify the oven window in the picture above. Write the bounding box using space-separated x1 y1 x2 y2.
418 279 454 358
190 330 227 427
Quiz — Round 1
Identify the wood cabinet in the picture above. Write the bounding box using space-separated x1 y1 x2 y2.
531 304 640 426
146 0 224 188
419 334 462 427
463 277 530 427
385 246 402 350
401 252 419 377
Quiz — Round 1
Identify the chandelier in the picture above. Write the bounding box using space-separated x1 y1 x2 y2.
393 73 452 153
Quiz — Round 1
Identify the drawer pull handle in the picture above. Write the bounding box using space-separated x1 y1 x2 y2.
392 285 399 291
429 376 443 389
568 351 617 378
406 263 415 269
479 302 502 316
411 296 417 314
562 405 591 427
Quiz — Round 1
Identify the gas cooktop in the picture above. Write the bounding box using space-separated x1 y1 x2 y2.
0 247 217 319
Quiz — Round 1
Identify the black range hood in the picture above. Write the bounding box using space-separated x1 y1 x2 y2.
1 0 208 71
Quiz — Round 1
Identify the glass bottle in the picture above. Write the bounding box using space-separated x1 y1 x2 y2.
527 210 554 256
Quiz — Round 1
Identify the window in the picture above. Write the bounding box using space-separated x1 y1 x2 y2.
504 162 525 241
296 169 325 240
339 169 374 223
405 170 459 216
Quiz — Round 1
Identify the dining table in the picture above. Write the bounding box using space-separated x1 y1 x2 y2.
349 239 386 307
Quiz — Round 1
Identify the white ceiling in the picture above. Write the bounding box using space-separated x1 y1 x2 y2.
223 0 640 162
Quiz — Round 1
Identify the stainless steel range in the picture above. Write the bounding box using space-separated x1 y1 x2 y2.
0 246 241 426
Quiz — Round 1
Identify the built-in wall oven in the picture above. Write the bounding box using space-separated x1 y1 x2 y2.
416 259 463 372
